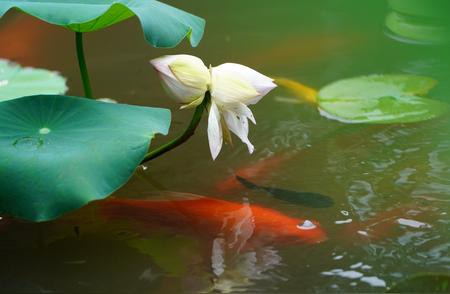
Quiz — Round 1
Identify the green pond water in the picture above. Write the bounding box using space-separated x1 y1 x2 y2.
0 0 449 292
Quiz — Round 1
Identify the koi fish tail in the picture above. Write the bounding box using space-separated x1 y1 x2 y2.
274 77 318 105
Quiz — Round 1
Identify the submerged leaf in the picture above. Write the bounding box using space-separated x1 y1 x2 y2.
388 0 450 19
128 235 200 276
387 273 450 293
0 0 205 47
0 95 171 222
386 0 450 44
385 11 449 44
317 74 448 124
0 59 67 101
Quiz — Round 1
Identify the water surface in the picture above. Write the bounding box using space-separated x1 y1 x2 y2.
0 0 449 292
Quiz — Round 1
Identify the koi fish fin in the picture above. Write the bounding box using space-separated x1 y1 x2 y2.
236 176 274 196
236 176 334 208
235 176 261 190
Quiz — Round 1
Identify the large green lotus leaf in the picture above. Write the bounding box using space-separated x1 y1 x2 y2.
0 59 67 101
317 74 449 124
0 95 171 222
0 0 205 48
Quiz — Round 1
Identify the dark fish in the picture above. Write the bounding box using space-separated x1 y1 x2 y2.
236 176 334 208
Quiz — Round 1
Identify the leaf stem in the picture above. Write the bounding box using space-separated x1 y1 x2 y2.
141 92 210 163
75 32 94 98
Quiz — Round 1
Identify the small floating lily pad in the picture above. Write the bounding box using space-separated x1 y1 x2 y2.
0 95 170 222
0 0 205 47
317 74 448 124
0 59 67 101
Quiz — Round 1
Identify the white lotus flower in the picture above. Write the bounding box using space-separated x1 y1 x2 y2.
151 55 276 160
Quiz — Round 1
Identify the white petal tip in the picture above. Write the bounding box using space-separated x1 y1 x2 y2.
253 80 277 100
246 140 255 154
149 57 167 70
210 143 222 160
210 146 222 160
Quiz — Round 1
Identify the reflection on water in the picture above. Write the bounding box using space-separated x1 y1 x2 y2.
212 245 284 293
210 198 284 292
1 0 450 292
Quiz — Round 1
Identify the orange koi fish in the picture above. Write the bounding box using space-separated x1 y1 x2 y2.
0 14 54 66
274 77 318 105
245 33 365 69
99 193 326 292
100 192 327 248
